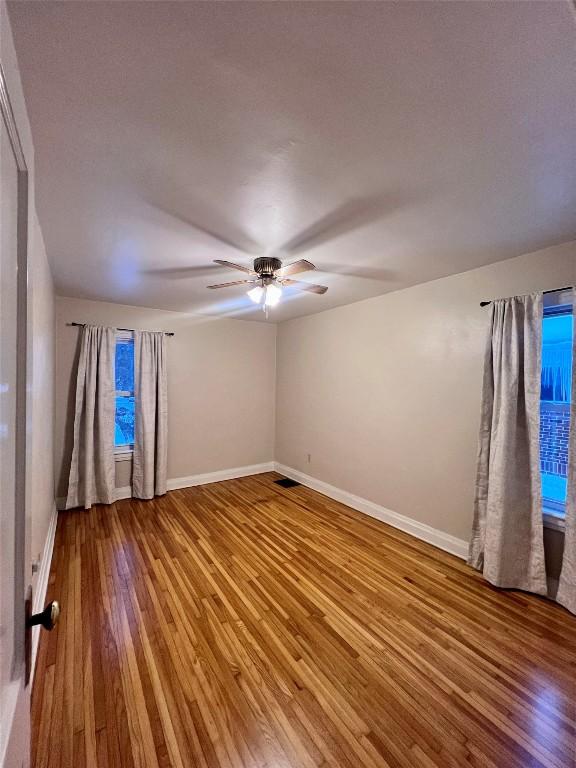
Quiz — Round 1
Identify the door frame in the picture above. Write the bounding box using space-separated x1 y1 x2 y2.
0 57 30 767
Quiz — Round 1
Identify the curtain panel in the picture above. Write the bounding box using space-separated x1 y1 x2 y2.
65 325 116 510
468 294 548 595
132 330 168 499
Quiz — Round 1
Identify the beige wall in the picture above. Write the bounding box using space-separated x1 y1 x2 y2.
276 240 576 545
55 296 276 497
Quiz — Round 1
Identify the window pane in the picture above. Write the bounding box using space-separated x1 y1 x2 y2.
115 339 134 392
115 395 135 447
541 314 572 402
540 310 573 513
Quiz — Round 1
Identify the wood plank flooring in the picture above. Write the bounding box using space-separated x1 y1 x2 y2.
32 472 576 768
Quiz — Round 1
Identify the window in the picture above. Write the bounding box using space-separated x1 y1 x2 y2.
115 334 135 451
540 293 573 520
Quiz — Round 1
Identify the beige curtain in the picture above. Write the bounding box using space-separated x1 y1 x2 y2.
556 292 576 613
132 331 168 499
468 294 547 595
66 325 116 510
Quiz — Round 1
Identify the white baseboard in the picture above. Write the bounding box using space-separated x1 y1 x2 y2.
114 485 133 500
56 464 276 508
167 462 275 491
274 463 469 560
54 462 467 559
56 484 133 510
31 504 58 684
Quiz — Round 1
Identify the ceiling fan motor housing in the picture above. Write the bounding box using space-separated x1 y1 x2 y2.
254 256 282 276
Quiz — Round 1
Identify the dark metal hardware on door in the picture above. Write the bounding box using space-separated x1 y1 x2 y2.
25 588 60 685
27 600 60 631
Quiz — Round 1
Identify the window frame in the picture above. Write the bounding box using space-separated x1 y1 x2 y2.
114 330 135 458
541 289 572 531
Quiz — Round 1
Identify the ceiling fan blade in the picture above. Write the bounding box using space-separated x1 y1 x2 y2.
275 259 315 277
207 280 254 289
281 279 328 294
213 259 253 274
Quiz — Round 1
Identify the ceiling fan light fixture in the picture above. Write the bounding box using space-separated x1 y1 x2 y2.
210 258 327 308
247 285 264 304
264 283 282 307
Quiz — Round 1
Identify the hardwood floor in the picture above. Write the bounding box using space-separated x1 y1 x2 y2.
32 473 576 768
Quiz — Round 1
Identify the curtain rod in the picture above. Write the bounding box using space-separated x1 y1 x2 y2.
479 286 573 308
68 322 174 336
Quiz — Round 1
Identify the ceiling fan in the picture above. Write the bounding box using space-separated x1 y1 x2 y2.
207 257 328 309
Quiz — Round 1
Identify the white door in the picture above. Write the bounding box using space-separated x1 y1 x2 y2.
0 67 30 768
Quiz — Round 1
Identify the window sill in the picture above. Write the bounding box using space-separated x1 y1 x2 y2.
543 510 565 532
114 450 133 462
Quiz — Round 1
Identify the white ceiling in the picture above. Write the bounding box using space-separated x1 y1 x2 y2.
8 0 576 323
